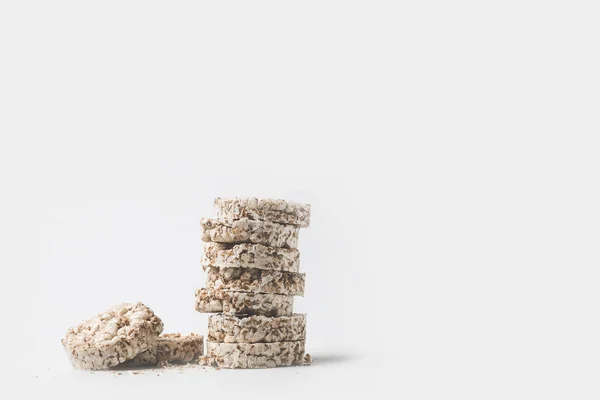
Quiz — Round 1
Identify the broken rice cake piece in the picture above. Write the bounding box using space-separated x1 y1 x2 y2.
205 266 305 296
120 333 204 367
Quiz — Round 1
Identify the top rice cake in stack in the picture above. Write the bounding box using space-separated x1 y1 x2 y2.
214 197 311 227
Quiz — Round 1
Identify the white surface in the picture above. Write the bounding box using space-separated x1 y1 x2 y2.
1 1 599 398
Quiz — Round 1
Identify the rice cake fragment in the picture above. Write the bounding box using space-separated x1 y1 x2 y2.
121 333 203 367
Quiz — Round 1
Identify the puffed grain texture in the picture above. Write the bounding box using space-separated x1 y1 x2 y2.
208 314 306 343
206 341 305 369
121 333 203 366
202 242 300 272
201 218 299 249
61 302 164 370
206 266 305 296
194 288 294 317
214 197 311 227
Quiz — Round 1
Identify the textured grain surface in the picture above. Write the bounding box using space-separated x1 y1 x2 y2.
202 242 300 272
208 314 306 343
61 302 164 370
214 197 311 227
194 288 294 317
206 266 305 296
206 341 305 369
121 333 203 367
201 218 299 249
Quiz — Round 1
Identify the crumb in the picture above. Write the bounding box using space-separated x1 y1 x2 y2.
131 371 143 375
199 356 211 367
303 354 312 366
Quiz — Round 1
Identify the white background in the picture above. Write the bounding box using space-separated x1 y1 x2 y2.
1 1 599 398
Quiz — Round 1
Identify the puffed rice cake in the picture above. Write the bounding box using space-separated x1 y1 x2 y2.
208 314 306 343
194 288 294 317
61 302 164 370
205 266 305 296
202 242 300 272
121 333 203 367
201 218 299 249
205 341 305 369
214 197 311 228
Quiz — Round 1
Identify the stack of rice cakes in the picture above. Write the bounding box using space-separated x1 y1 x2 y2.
196 197 310 368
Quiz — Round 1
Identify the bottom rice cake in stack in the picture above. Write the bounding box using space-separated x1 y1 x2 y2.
196 197 310 369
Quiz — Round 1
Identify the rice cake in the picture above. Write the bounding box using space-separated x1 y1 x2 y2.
61 302 164 370
205 341 305 369
208 314 306 343
201 218 299 249
121 333 203 367
214 197 311 227
202 242 300 272
206 266 305 296
194 288 293 317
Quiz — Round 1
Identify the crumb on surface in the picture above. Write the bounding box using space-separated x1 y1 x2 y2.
303 353 312 366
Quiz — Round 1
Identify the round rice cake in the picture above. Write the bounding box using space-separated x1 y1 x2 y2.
194 288 294 317
202 242 300 272
205 341 305 369
214 197 311 227
208 314 306 343
61 302 164 370
201 217 299 249
205 266 305 296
